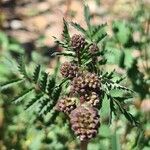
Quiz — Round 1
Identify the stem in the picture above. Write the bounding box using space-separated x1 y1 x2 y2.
77 50 81 66
80 141 88 150
144 16 150 73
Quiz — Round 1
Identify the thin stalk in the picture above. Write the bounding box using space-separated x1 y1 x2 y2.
80 141 88 150
77 50 81 66
144 17 150 74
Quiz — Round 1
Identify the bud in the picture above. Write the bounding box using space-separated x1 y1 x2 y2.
56 96 77 115
71 74 87 94
89 43 99 55
85 73 100 90
80 92 100 107
71 34 86 51
60 62 78 79
70 106 100 141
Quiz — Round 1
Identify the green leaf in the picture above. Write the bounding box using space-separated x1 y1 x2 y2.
51 51 75 57
32 65 41 83
45 110 59 126
116 76 126 83
98 58 107 65
106 94 117 124
70 22 86 35
132 129 144 148
12 88 34 104
113 95 133 102
106 69 115 79
38 97 51 116
40 72 48 92
9 43 24 53
112 21 131 45
105 80 134 93
111 131 121 150
95 33 107 43
0 31 9 50
53 36 71 49
84 5 91 29
52 86 62 101
91 24 107 38
62 19 70 43
0 78 24 91
47 77 56 95
82 57 93 66
53 58 60 80
109 97 117 124
18 55 30 79
114 99 139 126
25 93 44 110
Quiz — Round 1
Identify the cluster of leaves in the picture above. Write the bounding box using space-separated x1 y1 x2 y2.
0 56 63 123
0 29 74 150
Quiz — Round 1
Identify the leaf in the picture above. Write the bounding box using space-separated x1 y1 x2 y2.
98 58 107 65
25 93 44 110
107 94 117 124
91 24 107 38
47 77 55 95
0 78 24 91
51 51 75 57
52 86 62 101
53 36 71 49
109 98 117 124
116 76 126 83
112 21 131 45
119 50 125 68
45 110 59 126
132 129 144 148
18 55 30 79
0 31 9 50
113 83 133 93
12 88 34 104
40 72 48 92
58 78 69 87
105 80 134 93
32 65 41 83
38 97 51 116
95 33 107 44
111 131 121 150
9 43 24 54
114 99 139 126
70 22 86 35
106 69 115 79
113 95 133 102
82 57 93 66
84 5 91 29
53 58 60 80
62 19 70 43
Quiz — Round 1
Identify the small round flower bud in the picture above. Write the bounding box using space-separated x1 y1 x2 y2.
70 106 100 141
89 43 99 54
60 62 78 79
80 92 100 107
71 34 86 51
56 96 77 115
71 74 87 94
85 73 100 90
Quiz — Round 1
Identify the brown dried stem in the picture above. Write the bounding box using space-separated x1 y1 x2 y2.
80 141 88 150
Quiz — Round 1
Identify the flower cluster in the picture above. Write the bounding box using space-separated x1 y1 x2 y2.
56 34 101 141
70 106 100 141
